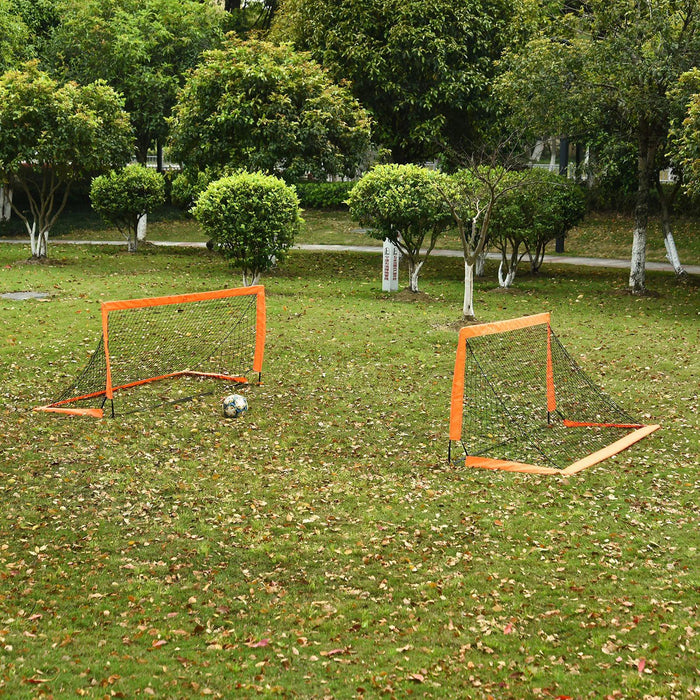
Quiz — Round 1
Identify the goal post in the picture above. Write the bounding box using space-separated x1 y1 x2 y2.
36 286 266 418
449 313 659 475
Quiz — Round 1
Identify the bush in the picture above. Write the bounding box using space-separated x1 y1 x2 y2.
347 164 452 292
90 164 165 252
191 171 302 286
294 181 356 209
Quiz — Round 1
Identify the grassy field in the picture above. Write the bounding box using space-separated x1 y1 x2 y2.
0 242 698 699
3 205 699 265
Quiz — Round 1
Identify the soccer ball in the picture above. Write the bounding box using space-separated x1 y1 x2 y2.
222 393 248 418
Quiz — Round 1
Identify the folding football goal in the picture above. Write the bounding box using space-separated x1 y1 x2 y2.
35 286 266 418
449 313 659 475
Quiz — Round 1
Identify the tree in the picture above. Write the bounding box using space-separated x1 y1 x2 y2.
0 0 30 72
496 0 700 294
347 164 453 293
90 165 165 252
46 0 225 163
438 163 524 318
191 171 302 286
272 0 514 163
678 93 700 198
488 169 585 287
0 62 133 258
170 38 372 182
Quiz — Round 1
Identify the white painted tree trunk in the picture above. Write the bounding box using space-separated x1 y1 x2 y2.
463 260 475 318
137 213 147 242
530 140 545 163
28 224 49 258
663 229 686 277
408 260 423 292
475 250 486 277
629 227 647 292
498 260 516 288
549 138 557 171
0 186 12 221
243 271 261 287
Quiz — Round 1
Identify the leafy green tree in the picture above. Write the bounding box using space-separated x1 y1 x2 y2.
489 169 585 287
0 62 133 258
496 0 700 293
191 171 302 286
46 0 225 163
272 0 514 163
0 0 30 71
90 165 165 252
347 164 452 293
439 163 524 318
678 93 700 199
170 38 372 182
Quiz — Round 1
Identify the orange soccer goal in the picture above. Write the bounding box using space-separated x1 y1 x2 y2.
35 286 266 418
448 313 659 475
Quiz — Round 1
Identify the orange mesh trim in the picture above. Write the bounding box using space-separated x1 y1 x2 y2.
561 424 660 475
101 285 265 312
34 406 104 418
546 323 556 412
254 289 266 373
465 456 560 475
563 420 644 429
449 328 469 440
457 313 550 341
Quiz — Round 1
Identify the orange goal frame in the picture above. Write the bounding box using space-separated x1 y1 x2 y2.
449 313 660 475
35 286 266 418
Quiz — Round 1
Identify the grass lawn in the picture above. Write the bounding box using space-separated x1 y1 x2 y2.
0 243 698 699
3 205 699 265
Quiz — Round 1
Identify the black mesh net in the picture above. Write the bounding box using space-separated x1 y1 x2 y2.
49 292 260 415
453 323 639 470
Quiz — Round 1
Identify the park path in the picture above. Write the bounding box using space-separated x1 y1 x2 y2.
2 238 699 274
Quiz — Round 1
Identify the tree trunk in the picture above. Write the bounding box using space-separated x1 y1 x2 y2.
137 213 147 242
463 260 476 319
29 224 49 259
0 186 12 221
407 259 423 292
655 180 686 278
498 260 516 288
475 250 486 277
629 126 658 293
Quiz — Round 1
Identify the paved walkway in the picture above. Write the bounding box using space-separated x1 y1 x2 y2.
2 238 698 274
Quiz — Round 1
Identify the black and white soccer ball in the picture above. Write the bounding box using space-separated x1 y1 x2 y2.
222 393 248 418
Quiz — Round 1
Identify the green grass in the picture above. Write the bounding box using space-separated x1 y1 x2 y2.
4 205 699 264
0 242 698 698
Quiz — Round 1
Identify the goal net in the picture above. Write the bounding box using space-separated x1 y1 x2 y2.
449 313 659 475
36 286 265 418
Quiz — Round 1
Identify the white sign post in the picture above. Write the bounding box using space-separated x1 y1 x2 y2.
382 239 400 292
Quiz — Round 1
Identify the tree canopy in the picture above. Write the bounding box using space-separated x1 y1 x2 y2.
347 164 452 292
0 62 133 258
272 0 514 163
496 0 700 293
45 0 225 162
170 38 373 181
